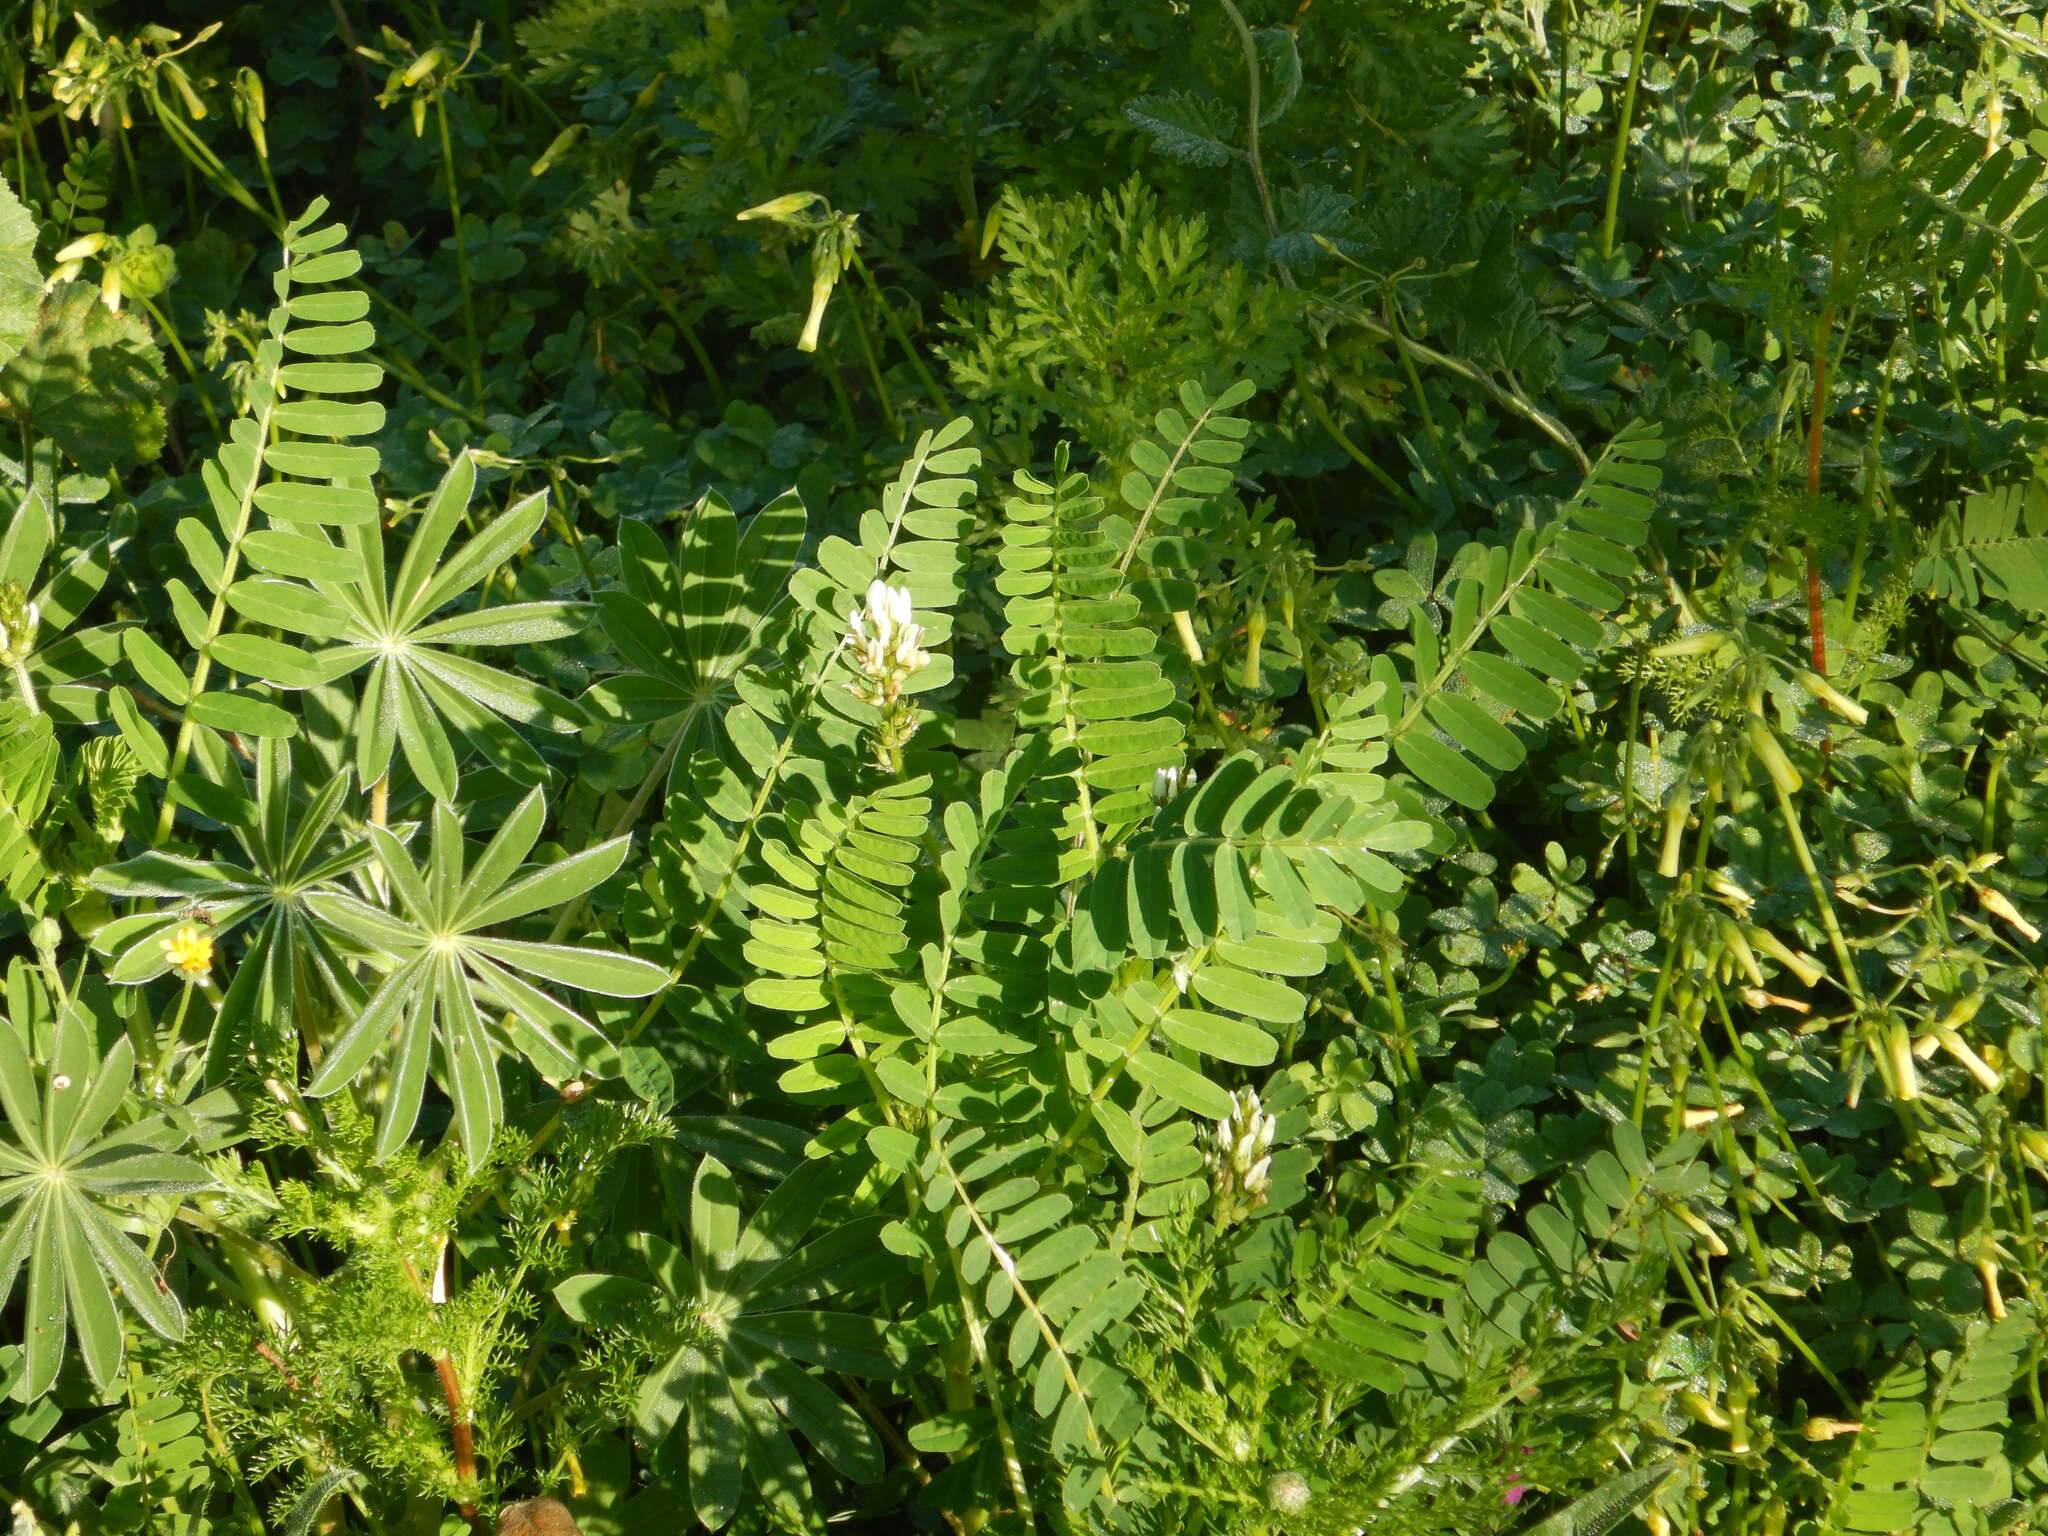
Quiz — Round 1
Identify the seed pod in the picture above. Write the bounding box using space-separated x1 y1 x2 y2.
1715 914 1766 989
1978 1256 2006 1321
1743 713 1801 796
1795 669 1868 725
1935 1029 2001 1093
1657 794 1688 879
53 232 106 263
1803 1417 1863 1442
401 47 444 88
1740 925 1825 989
1673 1207 1728 1257
1650 629 1729 658
1678 1389 1734 1431
1885 1016 1920 1101
1973 884 2041 944
531 124 585 177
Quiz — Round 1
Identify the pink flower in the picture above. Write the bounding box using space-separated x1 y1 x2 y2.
1501 1446 1534 1507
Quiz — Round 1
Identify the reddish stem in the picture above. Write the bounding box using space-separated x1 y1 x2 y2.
435 1352 483 1529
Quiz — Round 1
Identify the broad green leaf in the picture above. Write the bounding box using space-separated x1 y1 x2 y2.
463 937 667 996
242 529 364 584
1460 651 1558 720
123 629 190 706
1392 733 1492 810
463 836 632 928
277 360 382 393
1189 961 1306 1024
759 1357 882 1482
188 691 298 737
1160 1007 1277 1065
209 633 327 689
555 1271 662 1329
273 399 385 436
264 441 380 479
735 1310 899 1376
0 282 167 472
0 172 41 368
1125 1049 1234 1118
252 480 379 525
692 1156 743 1279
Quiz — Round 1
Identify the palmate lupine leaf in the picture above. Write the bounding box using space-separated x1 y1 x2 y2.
554 1157 899 1531
212 451 589 801
0 1011 212 1399
303 786 667 1167
582 489 807 793
88 738 372 1080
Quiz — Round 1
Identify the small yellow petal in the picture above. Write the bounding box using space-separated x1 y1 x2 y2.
159 923 215 979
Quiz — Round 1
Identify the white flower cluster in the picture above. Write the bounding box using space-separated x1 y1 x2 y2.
1209 1087 1276 1227
844 580 930 707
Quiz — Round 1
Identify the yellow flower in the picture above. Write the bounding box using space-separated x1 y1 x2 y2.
160 924 215 980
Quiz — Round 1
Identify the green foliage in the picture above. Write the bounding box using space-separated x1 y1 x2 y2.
1 4 2047 1535
0 1011 209 1397
948 182 1305 455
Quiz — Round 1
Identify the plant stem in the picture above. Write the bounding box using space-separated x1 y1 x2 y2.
851 250 947 408
1218 0 1281 249
1599 0 1658 261
1766 775 1863 1004
434 95 486 407
139 292 224 441
626 252 728 409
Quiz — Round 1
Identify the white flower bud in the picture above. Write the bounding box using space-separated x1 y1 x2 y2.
844 580 930 707
1209 1088 1277 1226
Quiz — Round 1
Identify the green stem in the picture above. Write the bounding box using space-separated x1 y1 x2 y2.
138 293 224 441
1599 0 1658 262
627 252 727 409
851 250 947 408
434 95 485 406
1766 773 1864 1005
1386 295 1448 482
1217 0 1281 250
847 292 900 439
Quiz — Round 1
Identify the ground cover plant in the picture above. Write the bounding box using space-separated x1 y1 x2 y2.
1 1 2047 1533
